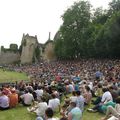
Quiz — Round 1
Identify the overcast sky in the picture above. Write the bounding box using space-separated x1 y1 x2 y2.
0 0 111 48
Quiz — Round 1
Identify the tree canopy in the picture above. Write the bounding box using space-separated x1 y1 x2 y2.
54 0 120 59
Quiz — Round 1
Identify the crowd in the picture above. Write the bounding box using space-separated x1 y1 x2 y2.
0 59 120 120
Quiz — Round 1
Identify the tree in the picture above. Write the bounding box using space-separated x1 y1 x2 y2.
10 44 18 51
95 11 120 58
54 0 91 59
109 0 120 13
54 0 120 59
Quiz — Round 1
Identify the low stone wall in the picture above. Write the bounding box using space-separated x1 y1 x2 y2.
0 51 20 64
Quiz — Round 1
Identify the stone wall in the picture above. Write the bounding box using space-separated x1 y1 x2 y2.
0 51 20 64
20 34 38 64
42 41 56 61
0 34 56 64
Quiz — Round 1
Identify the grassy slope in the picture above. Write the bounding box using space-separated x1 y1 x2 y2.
0 69 28 83
0 102 104 120
0 70 104 120
0 105 36 120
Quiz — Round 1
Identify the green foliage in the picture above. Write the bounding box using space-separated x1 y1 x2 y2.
95 11 120 58
54 0 120 59
10 44 18 50
22 39 27 46
55 0 91 59
35 46 40 60
19 45 22 55
109 0 120 14
1 44 19 53
1 46 4 52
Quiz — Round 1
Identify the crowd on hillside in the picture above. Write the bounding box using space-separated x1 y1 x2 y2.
0 59 120 120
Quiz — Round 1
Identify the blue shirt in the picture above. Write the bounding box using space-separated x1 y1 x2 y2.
76 95 85 112
70 107 82 120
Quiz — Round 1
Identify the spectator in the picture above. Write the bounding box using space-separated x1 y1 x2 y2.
76 91 85 112
48 93 60 112
20 89 34 106
27 97 47 118
0 91 9 110
69 91 77 103
83 86 92 105
8 88 18 108
101 97 120 120
45 107 58 120
35 86 43 101
68 102 82 120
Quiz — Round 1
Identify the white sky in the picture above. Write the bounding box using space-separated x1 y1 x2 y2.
0 0 111 48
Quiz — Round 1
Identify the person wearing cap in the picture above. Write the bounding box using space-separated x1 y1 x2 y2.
0 91 9 110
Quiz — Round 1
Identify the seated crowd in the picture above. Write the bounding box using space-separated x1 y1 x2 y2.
0 59 120 120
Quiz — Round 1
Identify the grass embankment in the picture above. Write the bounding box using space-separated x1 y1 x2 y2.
0 69 104 120
0 69 28 83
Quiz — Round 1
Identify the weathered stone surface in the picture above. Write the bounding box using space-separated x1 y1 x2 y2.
0 33 56 64
0 51 20 64
42 40 56 62
20 34 38 64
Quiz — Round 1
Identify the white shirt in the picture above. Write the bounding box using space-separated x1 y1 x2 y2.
47 118 59 120
21 93 34 105
101 91 113 103
0 95 9 108
35 89 43 100
70 96 77 102
35 102 48 116
48 98 60 111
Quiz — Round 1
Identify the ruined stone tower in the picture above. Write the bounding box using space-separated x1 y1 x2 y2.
20 34 38 64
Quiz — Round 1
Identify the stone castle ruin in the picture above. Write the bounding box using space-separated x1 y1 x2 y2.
0 44 20 64
20 34 39 64
43 40 56 62
0 33 56 64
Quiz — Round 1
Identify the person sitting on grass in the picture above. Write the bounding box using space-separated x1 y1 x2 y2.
68 101 82 120
88 87 113 113
83 85 92 105
92 83 103 105
101 97 120 120
8 88 18 108
27 97 48 119
69 91 77 103
45 107 59 120
20 89 34 106
48 93 60 112
0 91 9 110
76 90 85 112
60 104 68 119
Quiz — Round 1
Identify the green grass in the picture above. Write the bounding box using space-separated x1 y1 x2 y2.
0 104 36 120
0 69 104 120
83 107 104 120
0 69 28 83
0 102 104 120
